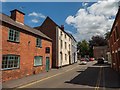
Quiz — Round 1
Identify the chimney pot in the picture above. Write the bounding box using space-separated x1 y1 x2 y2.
61 25 64 30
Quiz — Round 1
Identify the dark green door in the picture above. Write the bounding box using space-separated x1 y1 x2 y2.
46 57 50 72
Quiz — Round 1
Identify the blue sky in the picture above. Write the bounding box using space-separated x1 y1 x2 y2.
2 2 94 34
1 1 118 41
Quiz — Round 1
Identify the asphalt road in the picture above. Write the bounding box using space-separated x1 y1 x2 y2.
16 61 120 90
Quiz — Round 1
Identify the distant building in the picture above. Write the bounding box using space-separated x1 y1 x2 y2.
93 46 108 60
67 33 77 64
1 9 52 82
108 7 120 73
35 17 73 68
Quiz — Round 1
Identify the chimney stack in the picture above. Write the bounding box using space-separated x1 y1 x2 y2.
61 25 64 31
10 9 25 24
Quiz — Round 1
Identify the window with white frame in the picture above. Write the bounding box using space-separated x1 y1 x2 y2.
61 40 63 49
65 54 67 60
36 38 42 48
8 29 20 42
61 31 63 37
65 42 67 49
34 56 43 66
69 44 70 50
2 55 20 70
65 34 66 38
46 47 50 53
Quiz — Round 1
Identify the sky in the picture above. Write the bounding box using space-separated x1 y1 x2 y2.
1 1 119 41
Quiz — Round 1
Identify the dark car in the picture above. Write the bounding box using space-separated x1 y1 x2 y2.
97 57 104 64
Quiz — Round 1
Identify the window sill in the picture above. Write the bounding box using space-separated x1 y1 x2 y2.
7 40 20 43
1 67 20 71
33 65 43 67
45 52 50 54
36 46 42 48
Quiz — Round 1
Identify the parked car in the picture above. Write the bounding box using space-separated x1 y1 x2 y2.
80 61 87 65
104 60 108 64
85 58 89 62
89 58 95 61
80 58 87 65
81 58 85 61
97 57 104 64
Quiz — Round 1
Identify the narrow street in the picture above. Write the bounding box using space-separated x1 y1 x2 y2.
15 61 120 90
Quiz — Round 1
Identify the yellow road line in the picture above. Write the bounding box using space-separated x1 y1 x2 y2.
95 66 103 90
15 65 80 89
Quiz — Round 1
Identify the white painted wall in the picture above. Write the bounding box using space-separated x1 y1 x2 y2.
71 39 77 64
57 27 71 67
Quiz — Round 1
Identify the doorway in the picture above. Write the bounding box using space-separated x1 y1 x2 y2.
46 57 50 72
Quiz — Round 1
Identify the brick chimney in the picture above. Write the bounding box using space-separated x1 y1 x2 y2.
61 25 64 31
10 9 25 24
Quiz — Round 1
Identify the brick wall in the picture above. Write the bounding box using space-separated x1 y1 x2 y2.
36 17 58 68
93 46 107 60
10 9 24 24
109 8 120 73
2 23 52 82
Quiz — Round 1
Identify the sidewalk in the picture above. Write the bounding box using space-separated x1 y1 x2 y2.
2 62 81 88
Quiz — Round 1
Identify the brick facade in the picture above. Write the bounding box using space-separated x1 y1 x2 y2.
35 17 58 68
1 9 52 82
10 9 25 24
93 46 107 60
108 8 120 73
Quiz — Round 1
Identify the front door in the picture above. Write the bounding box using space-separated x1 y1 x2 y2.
46 57 50 72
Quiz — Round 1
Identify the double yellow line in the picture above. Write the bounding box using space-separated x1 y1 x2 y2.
95 66 103 90
14 65 79 89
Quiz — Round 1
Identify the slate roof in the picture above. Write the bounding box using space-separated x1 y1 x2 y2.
67 33 77 42
0 13 52 41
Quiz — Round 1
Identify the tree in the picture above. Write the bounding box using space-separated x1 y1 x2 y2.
77 40 89 57
89 35 107 46
89 35 107 57
105 31 110 40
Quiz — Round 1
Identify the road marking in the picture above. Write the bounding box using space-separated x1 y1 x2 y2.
95 66 103 90
15 65 80 89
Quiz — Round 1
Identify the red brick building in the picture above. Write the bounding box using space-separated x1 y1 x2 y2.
0 9 52 82
35 17 57 68
93 46 108 60
108 8 120 73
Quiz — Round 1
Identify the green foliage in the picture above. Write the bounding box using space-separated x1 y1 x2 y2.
77 40 89 57
105 31 110 40
77 35 108 57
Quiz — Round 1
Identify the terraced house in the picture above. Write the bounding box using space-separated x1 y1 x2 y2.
67 33 77 64
0 9 52 82
35 17 76 68
108 7 120 73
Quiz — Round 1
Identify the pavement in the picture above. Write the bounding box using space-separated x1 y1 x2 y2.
2 61 120 90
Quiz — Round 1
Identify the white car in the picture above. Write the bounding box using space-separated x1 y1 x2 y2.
80 61 87 65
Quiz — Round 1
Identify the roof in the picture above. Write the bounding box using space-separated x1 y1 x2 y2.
109 8 120 39
0 13 52 41
67 33 77 42
35 16 72 38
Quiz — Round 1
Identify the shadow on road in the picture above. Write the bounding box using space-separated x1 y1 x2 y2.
65 63 120 89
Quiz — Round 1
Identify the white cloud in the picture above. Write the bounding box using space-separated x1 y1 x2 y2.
66 0 119 41
31 18 39 23
0 0 6 2
28 12 46 23
28 12 46 19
